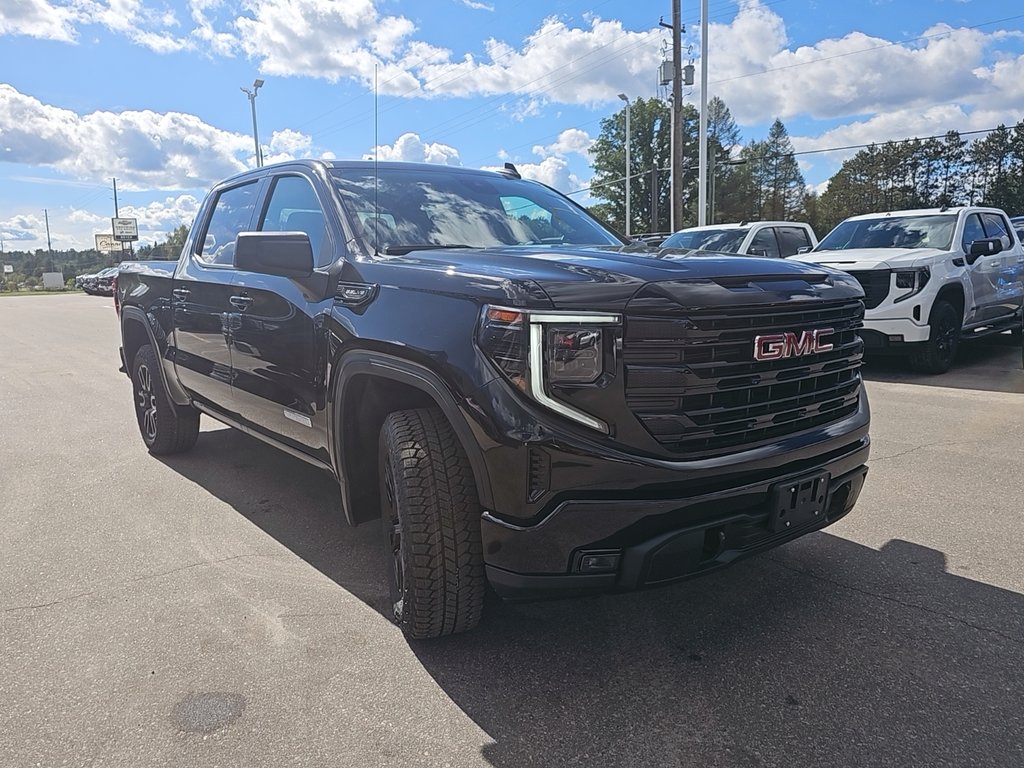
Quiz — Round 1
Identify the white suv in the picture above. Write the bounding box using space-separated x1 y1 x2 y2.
661 221 818 258
792 207 1024 373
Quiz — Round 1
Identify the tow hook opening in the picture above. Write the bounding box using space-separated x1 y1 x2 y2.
703 527 727 559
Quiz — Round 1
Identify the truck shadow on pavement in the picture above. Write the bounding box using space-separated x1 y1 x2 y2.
862 331 1024 393
159 428 1024 768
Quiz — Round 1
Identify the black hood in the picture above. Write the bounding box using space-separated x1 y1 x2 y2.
358 244 866 311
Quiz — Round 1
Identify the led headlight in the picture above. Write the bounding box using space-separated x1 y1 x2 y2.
477 306 620 432
893 266 930 303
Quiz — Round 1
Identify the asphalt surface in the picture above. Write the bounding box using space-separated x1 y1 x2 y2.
1 293 1023 768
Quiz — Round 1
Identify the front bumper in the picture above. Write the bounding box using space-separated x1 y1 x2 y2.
862 316 931 344
483 439 869 599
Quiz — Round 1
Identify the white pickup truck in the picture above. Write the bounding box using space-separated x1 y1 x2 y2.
792 207 1024 373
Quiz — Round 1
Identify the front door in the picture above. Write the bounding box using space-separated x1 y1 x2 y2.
228 173 334 459
961 212 999 326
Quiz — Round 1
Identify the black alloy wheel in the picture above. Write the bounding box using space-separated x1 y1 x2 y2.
130 344 201 455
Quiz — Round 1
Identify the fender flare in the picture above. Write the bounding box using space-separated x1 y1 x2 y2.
330 351 494 526
120 306 191 406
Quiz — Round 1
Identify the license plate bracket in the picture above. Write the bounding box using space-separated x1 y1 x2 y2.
769 471 831 533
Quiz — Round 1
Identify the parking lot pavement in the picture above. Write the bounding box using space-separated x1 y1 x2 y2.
1 293 1023 768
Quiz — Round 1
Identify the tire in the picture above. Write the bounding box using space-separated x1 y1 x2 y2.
908 299 961 374
379 408 485 639
130 344 200 455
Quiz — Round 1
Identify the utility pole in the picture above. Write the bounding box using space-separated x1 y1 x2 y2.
112 177 119 217
44 209 53 269
618 94 632 237
670 0 683 230
650 163 659 233
697 0 709 225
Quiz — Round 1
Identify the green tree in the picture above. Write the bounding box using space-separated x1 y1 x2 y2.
589 97 699 234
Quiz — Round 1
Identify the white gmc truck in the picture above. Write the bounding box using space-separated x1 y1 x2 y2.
793 207 1024 373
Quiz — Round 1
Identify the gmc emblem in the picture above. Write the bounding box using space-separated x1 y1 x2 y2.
753 328 835 361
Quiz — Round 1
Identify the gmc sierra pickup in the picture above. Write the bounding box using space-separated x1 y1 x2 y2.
792 207 1024 373
116 160 871 638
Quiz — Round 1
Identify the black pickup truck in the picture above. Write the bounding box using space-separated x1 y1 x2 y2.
116 160 870 638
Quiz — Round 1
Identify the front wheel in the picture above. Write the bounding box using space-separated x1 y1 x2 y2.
908 299 961 374
130 344 200 455
379 408 485 639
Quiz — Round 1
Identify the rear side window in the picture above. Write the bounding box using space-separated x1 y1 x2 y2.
259 175 330 264
197 182 260 266
777 226 812 257
749 228 781 258
980 212 1012 250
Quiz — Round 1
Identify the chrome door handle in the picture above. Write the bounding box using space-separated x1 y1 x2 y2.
172 287 190 301
229 295 253 311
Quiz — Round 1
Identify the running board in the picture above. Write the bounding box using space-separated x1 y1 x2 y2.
192 401 336 475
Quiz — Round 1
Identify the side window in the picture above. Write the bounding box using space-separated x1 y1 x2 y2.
749 227 781 258
259 175 328 264
197 182 259 266
960 214 986 253
777 226 811 257
979 212 1012 250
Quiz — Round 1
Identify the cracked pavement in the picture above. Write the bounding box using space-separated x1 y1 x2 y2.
1 293 1023 768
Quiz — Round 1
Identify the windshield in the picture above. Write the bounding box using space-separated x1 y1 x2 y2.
660 228 748 253
817 215 956 251
331 167 623 253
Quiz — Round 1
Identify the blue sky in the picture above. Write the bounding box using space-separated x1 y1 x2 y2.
1 0 1022 252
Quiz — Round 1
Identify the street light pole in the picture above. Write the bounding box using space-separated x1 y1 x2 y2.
618 93 631 238
240 79 265 168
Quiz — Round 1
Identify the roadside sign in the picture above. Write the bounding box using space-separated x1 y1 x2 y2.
3 264 12 274
95 234 122 252
112 217 139 242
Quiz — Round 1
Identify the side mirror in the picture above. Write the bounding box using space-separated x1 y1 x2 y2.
234 232 314 278
966 237 1003 265
796 245 813 254
747 247 768 258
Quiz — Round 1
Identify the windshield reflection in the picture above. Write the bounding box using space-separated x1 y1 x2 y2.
331 168 623 255
817 215 957 251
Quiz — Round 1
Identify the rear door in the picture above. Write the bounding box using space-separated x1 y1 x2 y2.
777 226 814 257
747 227 781 258
228 171 335 457
172 179 261 409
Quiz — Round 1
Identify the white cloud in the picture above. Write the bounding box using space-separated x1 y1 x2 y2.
484 156 584 194
0 84 252 189
533 128 595 159
0 0 78 42
0 213 43 242
119 194 200 232
458 0 493 10
414 17 663 105
0 0 188 52
231 0 420 91
705 3 1022 124
366 132 462 165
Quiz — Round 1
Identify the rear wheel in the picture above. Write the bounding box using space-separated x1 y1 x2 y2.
379 408 485 639
908 299 960 374
130 344 200 455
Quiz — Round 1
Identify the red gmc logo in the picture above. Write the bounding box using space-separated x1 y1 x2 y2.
753 328 835 361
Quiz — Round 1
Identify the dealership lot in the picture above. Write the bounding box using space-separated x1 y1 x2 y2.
2 293 1023 768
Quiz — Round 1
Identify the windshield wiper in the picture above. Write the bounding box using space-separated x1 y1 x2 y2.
382 244 474 256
